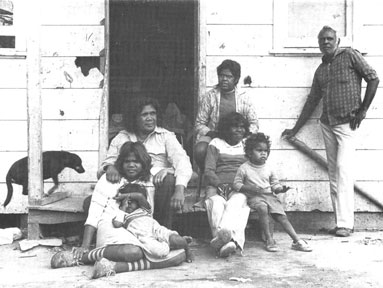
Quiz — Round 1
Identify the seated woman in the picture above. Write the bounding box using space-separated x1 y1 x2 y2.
194 59 259 171
51 141 189 279
98 97 193 229
203 112 251 258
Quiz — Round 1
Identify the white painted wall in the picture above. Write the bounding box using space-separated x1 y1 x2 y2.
204 0 383 212
0 0 105 213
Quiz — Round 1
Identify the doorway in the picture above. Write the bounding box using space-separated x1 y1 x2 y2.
109 0 198 156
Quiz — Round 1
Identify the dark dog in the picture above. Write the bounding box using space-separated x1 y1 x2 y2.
4 151 85 207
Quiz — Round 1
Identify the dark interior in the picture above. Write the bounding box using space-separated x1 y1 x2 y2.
109 0 197 155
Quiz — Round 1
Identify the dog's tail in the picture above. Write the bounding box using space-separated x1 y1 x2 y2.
4 171 14 207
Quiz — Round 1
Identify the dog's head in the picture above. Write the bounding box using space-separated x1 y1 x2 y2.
64 152 85 174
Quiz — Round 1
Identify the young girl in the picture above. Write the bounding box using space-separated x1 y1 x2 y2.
233 133 312 252
203 112 251 258
51 141 188 278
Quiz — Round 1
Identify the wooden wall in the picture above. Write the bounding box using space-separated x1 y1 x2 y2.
0 0 105 213
204 0 383 212
1 0 382 215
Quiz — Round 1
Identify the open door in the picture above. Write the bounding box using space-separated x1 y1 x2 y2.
108 0 198 157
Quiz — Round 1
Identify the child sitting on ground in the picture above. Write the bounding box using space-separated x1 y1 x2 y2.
113 183 193 262
233 133 312 252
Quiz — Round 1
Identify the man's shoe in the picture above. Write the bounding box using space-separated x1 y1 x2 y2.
335 227 353 237
328 227 339 235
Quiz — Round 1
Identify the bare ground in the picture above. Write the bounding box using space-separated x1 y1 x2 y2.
1 231 383 288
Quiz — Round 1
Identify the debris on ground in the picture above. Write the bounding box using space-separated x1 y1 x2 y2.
0 227 23 245
18 238 63 252
358 237 383 245
229 277 252 283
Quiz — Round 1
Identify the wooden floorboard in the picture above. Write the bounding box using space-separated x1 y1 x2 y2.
29 196 87 213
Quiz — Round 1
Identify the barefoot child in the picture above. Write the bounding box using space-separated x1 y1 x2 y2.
113 183 193 262
233 133 312 252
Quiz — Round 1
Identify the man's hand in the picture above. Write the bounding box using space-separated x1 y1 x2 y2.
170 185 185 211
105 165 121 183
350 108 366 130
281 128 296 139
153 168 173 187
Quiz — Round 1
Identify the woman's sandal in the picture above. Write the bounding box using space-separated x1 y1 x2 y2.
51 250 82 269
210 228 232 251
219 241 236 258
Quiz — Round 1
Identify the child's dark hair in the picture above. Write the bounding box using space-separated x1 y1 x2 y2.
217 112 250 141
118 183 148 198
115 141 152 182
244 133 272 157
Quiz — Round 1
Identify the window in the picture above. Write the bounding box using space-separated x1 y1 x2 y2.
273 0 353 55
0 0 26 56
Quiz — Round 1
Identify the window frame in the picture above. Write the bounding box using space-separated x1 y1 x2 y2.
0 0 26 57
272 0 354 55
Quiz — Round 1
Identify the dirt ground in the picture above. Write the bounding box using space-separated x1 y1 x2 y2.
1 231 383 288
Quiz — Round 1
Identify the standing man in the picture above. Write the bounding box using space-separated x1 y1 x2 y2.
282 26 379 237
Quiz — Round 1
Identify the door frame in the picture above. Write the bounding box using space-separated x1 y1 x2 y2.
101 0 204 162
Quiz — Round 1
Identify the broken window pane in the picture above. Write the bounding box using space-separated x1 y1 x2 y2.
0 0 13 26
0 35 14 48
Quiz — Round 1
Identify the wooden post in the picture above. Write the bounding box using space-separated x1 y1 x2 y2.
99 0 109 168
287 136 383 211
26 1 43 239
197 0 206 112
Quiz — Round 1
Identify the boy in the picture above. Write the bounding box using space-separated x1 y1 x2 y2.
233 133 312 252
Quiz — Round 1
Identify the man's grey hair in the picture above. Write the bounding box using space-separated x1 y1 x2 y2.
318 26 337 39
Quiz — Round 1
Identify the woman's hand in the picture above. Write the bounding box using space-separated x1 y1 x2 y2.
72 246 89 263
170 185 185 210
274 185 292 194
105 165 121 183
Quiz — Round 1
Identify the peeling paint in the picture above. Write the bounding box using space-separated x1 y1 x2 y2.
59 110 64 116
64 71 73 83
219 43 225 49
86 33 93 41
74 56 100 77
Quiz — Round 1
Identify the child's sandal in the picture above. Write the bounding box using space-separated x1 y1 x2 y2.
291 239 312 252
265 239 279 252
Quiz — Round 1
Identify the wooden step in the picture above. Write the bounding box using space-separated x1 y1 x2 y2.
29 196 87 213
28 196 88 239
181 186 259 219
